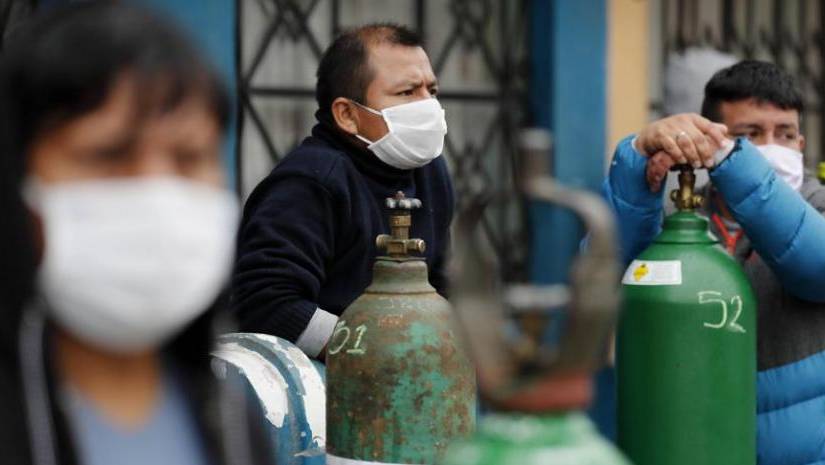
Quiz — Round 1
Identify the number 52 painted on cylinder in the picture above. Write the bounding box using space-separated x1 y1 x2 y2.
697 291 746 334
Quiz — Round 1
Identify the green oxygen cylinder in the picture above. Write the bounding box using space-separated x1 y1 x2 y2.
617 166 756 465
439 128 630 465
325 192 476 465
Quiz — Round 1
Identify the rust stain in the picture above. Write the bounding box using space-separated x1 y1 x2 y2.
326 257 475 462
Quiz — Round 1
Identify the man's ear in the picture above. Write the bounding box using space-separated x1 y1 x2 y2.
799 134 806 152
331 97 360 135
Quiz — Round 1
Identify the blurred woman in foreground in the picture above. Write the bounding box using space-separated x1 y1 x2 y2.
0 3 273 464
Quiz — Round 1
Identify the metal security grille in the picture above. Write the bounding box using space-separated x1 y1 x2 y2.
236 0 530 281
654 0 825 166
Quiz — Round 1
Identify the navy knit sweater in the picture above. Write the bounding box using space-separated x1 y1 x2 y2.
231 120 454 342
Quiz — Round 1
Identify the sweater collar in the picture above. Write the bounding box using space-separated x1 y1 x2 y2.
312 111 413 184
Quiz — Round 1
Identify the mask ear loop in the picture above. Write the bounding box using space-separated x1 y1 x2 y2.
350 99 391 145
355 134 375 145
350 99 382 116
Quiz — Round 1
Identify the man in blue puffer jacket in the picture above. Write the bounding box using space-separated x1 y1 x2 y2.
604 60 825 465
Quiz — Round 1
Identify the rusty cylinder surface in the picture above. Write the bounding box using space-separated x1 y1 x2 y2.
326 257 476 464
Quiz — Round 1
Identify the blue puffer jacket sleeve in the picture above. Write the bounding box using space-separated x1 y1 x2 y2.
602 135 666 266
711 139 825 302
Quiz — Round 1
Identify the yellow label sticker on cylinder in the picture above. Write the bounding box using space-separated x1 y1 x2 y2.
622 260 682 285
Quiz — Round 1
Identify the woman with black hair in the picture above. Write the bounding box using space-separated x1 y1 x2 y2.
0 3 273 465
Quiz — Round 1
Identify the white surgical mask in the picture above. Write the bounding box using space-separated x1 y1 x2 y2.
354 98 448 170
27 177 239 353
756 144 804 191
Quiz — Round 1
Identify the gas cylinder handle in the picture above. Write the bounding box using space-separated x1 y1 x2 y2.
385 192 422 211
515 128 619 374
521 176 621 370
449 128 621 407
376 192 426 258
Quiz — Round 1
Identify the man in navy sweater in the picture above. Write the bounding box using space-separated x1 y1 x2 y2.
232 23 454 359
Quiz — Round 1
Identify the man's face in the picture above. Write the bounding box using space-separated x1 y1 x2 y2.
338 42 438 142
29 75 224 187
719 98 805 151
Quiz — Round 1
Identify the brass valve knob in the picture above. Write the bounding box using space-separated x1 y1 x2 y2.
670 165 704 211
376 191 427 258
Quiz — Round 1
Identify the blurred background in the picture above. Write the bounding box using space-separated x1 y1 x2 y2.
3 0 823 442
4 0 823 282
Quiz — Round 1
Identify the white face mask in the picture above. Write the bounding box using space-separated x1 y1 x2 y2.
354 98 448 170
756 144 804 191
27 177 239 353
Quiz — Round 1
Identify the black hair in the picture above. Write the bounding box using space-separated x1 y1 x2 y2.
0 1 235 364
0 102 35 317
315 22 422 116
701 60 804 122
0 1 230 162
